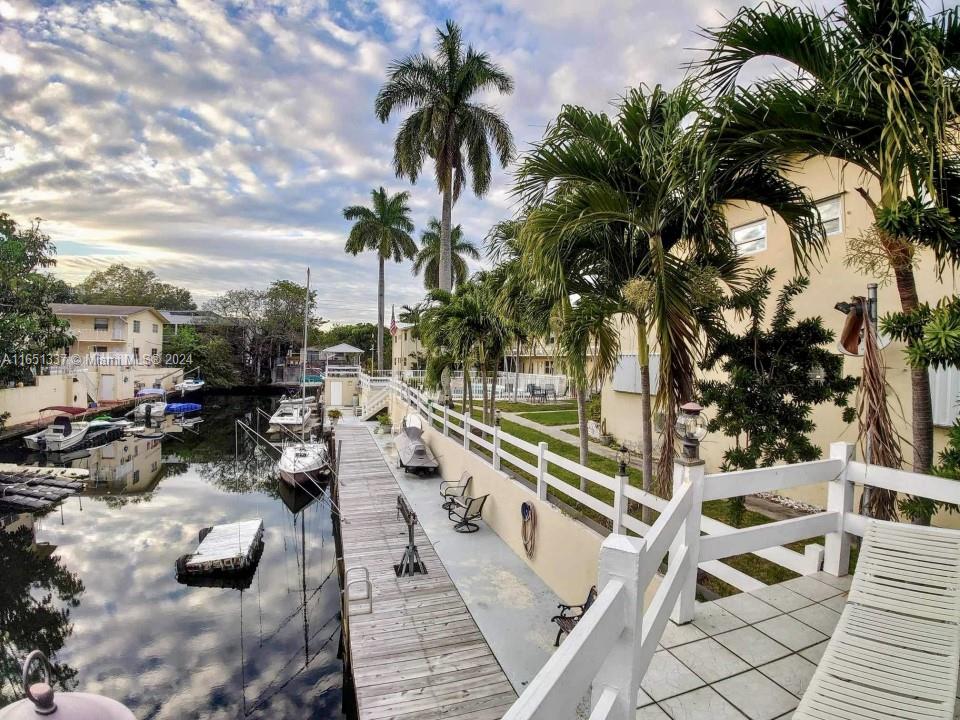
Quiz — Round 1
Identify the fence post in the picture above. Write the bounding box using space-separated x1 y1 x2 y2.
591 534 644 720
670 456 704 625
824 441 855 577
463 415 471 451
493 426 501 471
612 471 627 534
443 406 450 437
536 441 548 501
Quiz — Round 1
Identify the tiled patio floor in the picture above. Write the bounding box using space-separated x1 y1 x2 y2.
637 573 853 720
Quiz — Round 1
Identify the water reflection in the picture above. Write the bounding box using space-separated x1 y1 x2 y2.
0 394 347 719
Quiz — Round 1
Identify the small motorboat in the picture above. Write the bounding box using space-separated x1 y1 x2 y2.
131 388 167 420
278 440 330 485
395 414 439 476
23 416 92 452
174 377 205 394
269 402 313 430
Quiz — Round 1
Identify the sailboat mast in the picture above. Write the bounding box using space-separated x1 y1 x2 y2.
302 267 310 443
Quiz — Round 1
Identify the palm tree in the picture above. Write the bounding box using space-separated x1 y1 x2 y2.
375 20 515 292
515 82 822 497
699 0 960 474
343 187 417 371
413 218 481 289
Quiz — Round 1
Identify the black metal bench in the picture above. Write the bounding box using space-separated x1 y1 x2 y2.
440 471 471 510
526 383 545 402
551 585 598 645
447 494 489 533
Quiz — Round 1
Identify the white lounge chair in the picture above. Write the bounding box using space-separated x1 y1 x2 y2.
795 520 960 720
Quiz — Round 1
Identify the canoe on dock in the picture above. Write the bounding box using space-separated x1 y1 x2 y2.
0 464 86 511
176 519 264 577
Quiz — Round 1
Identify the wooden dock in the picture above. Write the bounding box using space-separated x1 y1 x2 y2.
336 425 517 720
0 464 86 511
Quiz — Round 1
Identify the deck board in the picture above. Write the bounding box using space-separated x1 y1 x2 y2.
336 425 517 720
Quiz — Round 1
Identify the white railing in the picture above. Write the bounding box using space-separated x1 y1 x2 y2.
392 380 818 592
391 378 960 720
398 370 571 399
326 364 360 377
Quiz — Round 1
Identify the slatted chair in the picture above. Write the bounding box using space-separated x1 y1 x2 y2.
795 520 960 720
551 586 598 646
447 494 489 533
440 471 471 510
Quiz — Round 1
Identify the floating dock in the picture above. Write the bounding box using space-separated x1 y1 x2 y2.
179 519 264 574
335 425 517 720
0 464 86 511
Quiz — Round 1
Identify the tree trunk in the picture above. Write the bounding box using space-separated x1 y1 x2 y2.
892 263 933 473
439 163 453 292
514 338 521 403
465 364 473 417
480 363 489 426
637 317 654 523
377 254 385 373
575 384 589 490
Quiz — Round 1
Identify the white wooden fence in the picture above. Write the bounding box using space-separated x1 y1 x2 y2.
399 369 571 399
389 378 960 720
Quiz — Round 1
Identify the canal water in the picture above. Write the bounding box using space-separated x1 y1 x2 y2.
0 393 349 719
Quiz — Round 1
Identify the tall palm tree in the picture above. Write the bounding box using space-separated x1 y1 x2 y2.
375 20 515 292
699 0 960 474
343 187 417 371
413 218 481 289
515 82 822 496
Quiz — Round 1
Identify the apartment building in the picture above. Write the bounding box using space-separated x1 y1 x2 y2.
53 304 167 366
600 156 959 508
391 325 425 372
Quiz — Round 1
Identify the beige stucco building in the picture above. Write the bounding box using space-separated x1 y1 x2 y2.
0 304 181 427
391 325 425 372
601 157 959 508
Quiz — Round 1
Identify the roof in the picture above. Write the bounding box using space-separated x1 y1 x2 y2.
322 343 364 354
158 310 219 325
52 304 167 323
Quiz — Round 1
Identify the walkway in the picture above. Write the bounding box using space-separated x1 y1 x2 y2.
335 423 518 720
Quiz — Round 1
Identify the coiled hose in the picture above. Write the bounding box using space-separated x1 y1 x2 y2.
521 501 537 559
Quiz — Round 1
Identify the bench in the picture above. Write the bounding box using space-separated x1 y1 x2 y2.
440 471 471 510
447 494 489 533
551 586 598 646
795 520 960 720
526 384 545 403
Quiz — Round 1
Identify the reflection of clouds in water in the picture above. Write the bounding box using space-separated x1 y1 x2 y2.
22 454 343 718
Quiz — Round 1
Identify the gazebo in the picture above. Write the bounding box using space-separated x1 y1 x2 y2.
321 343 364 373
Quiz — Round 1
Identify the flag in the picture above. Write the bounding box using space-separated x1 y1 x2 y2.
390 305 397 337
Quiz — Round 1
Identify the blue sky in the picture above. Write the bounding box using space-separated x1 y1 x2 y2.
1 0 752 321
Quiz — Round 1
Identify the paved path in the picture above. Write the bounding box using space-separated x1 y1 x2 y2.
336 423 517 720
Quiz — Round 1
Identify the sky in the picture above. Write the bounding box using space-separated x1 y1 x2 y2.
1 0 755 322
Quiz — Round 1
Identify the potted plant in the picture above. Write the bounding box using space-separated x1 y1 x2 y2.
376 412 391 434
327 408 342 427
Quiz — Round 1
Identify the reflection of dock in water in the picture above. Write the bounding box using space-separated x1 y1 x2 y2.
0 464 86 512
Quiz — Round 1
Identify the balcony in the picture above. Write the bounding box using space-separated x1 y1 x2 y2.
71 328 126 343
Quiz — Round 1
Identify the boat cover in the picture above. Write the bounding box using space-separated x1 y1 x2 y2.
136 388 166 397
39 406 87 415
395 413 439 474
166 402 202 414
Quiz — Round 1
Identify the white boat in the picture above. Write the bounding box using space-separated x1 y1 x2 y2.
174 378 205 394
278 441 330 485
131 388 167 421
269 402 313 429
24 417 92 452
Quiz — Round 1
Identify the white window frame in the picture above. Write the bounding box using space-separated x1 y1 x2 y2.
731 220 767 256
816 195 844 236
93 317 109 331
133 320 141 333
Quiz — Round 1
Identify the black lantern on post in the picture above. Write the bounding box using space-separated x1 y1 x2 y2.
495 409 502 427
675 402 708 461
616 444 630 476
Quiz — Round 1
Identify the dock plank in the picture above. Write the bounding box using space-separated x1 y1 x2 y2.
336 425 517 720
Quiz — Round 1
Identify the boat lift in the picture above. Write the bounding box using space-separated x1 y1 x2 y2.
394 494 427 577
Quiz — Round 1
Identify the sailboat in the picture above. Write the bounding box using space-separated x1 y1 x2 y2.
277 267 331 486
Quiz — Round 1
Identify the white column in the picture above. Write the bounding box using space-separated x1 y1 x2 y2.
612 472 627 535
493 426 501 471
670 457 704 625
591 534 644 720
536 441 548 501
463 416 471 451
824 441 855 577
443 406 450 437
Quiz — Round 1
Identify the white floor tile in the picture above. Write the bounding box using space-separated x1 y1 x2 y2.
715 593 781 624
749 585 813 613
789 604 841 636
754 615 828 651
670 638 751 683
640 650 706 701
798 640 828 664
636 705 671 720
714 670 799 720
779 576 842 602
660 620 707 648
658 686 748 720
692 602 747 636
811 571 853 591
758 654 817 697
714 626 792 666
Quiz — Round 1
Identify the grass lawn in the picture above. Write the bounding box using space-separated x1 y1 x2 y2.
434 402 838 596
517 409 580 426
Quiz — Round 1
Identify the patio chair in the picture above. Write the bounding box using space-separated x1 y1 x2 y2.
447 494 489 533
551 586 598 646
440 471 471 510
795 519 960 720
543 383 557 402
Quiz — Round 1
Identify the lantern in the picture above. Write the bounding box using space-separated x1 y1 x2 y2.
675 402 708 460
616 444 630 476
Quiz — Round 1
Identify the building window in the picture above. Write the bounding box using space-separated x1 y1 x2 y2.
732 220 767 255
92 345 108 353
94 317 109 331
544 360 554 375
152 323 158 333
133 320 141 333
817 195 843 236
133 470 140 483
612 353 661 394
133 347 140 360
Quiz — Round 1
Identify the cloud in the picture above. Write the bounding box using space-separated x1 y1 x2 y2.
0 0 796 321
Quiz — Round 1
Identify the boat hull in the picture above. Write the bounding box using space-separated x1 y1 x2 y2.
277 443 330 486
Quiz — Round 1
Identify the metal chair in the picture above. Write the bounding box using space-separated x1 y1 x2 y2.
447 494 489 533
551 586 598 646
440 471 471 510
